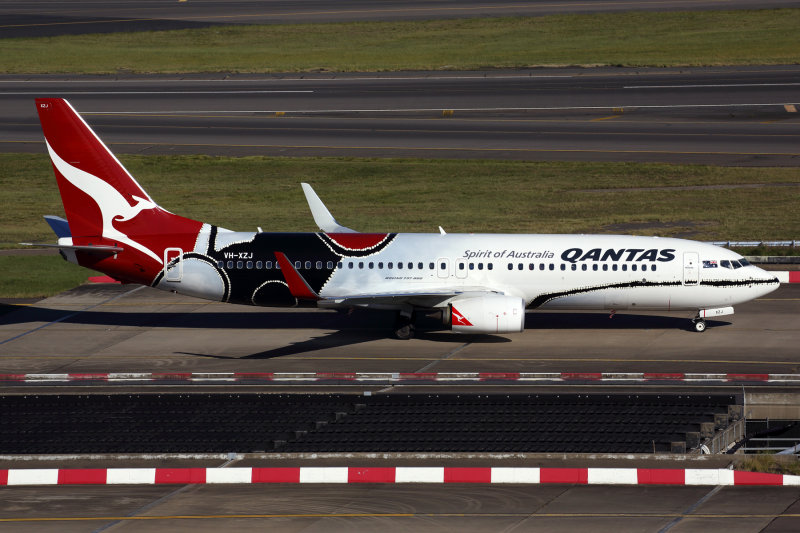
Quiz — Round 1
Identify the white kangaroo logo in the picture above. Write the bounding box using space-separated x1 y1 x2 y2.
46 141 162 264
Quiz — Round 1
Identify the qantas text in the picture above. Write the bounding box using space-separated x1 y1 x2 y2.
561 248 676 263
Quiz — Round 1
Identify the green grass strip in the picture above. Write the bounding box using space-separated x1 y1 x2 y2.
1 9 799 73
0 255 91 299
3 153 800 246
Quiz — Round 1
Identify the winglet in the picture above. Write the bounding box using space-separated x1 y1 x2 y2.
274 252 321 301
301 183 357 233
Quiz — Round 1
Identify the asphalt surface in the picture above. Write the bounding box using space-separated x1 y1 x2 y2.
3 0 799 37
2 66 800 164
2 483 800 532
1 283 798 376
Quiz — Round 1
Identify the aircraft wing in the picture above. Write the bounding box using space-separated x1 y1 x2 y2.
318 288 503 309
275 251 503 307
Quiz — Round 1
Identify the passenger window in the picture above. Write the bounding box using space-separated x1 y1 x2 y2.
429 262 435 269
256 261 263 269
237 261 244 269
571 264 577 271
560 264 566 271
592 264 598 271
488 263 493 270
418 262 423 269
529 264 534 270
631 264 637 271
408 262 413 269
327 261 334 269
246 261 253 269
217 261 224 268
581 264 587 271
612 264 618 271
478 263 484 270
440 262 446 270
469 263 474 270
622 264 627 271
348 262 354 269
549 264 554 271
518 263 523 270
294 261 301 269
651 264 657 271
603 264 608 271
539 264 545 271
369 262 374 269
358 262 364 269
226 261 233 269
337 262 343 269
305 261 311 270
508 263 513 270
398 262 403 270
316 261 323 269
388 262 393 269
378 262 384 269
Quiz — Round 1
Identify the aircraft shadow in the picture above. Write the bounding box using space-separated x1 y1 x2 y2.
1 303 727 359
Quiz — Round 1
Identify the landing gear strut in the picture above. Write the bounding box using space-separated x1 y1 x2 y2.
394 311 416 340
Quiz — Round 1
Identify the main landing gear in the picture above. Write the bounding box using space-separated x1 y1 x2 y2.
394 310 416 340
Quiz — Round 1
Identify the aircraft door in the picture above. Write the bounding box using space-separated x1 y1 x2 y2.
164 247 183 282
683 252 699 285
437 258 450 279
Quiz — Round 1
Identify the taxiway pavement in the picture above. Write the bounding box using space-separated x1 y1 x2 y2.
3 0 798 37
1 283 798 376
2 67 799 165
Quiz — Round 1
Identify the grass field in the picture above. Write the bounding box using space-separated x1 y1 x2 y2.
1 10 799 73
0 255 90 299
4 153 799 243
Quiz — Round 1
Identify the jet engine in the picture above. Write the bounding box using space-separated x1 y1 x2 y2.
442 294 525 334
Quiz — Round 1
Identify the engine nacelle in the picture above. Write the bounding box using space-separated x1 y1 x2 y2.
444 294 525 334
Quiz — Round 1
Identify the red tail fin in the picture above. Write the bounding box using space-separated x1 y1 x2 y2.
36 98 203 284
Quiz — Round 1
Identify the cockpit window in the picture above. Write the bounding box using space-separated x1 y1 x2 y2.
720 260 732 269
731 260 742 269
739 258 750 267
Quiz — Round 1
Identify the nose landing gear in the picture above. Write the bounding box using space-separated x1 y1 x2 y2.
692 318 706 332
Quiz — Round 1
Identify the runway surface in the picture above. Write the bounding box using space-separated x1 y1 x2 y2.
1 283 798 376
2 66 800 164
2 483 800 532
3 0 798 37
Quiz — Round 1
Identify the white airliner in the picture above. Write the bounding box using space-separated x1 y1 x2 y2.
31 98 780 339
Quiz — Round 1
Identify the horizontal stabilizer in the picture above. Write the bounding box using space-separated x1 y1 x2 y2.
301 183 357 233
20 242 123 255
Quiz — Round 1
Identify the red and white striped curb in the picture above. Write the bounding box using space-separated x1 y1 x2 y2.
1 372 798 383
776 271 800 283
1 467 797 486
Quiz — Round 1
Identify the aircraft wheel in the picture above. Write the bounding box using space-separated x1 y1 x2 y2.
694 319 706 333
395 323 415 340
